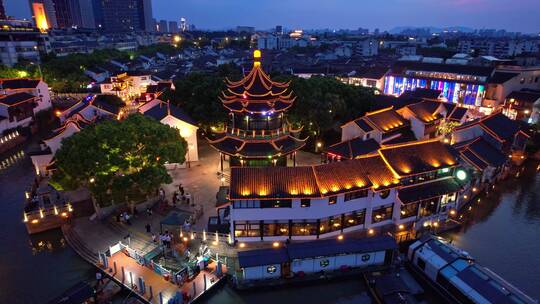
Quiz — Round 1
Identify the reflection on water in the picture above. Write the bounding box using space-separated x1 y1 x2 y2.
445 161 540 300
1 145 539 303
206 277 371 304
0 148 93 304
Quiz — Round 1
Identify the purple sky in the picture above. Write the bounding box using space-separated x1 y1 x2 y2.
5 0 540 32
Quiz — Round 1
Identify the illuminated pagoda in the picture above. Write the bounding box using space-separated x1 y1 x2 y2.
209 50 306 169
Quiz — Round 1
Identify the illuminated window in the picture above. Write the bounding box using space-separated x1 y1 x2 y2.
300 199 311 208
267 265 277 273
361 254 371 262
261 199 291 208
328 196 337 205
400 203 419 219
344 190 368 202
372 204 393 223
378 190 390 199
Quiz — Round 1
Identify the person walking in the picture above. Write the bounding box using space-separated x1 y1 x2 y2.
145 223 151 233
96 271 104 286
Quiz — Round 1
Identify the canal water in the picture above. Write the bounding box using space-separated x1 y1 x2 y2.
0 144 538 303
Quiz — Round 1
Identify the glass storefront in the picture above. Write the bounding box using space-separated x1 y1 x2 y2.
384 76 485 106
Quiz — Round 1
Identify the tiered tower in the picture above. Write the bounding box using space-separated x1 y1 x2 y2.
209 50 306 169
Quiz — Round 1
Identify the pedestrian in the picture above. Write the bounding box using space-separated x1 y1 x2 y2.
116 213 121 222
119 212 125 223
159 233 165 246
125 213 131 225
146 207 152 216
172 192 178 205
145 223 151 233
152 233 157 243
159 188 165 201
96 271 104 285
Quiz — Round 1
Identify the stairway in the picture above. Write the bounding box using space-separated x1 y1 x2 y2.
62 224 99 265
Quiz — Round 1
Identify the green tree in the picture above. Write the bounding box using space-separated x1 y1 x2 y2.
51 114 187 209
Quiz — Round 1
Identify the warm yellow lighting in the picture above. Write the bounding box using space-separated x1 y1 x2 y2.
272 242 279 248
433 222 439 227
449 209 456 216
173 35 182 43
472 187 477 192
239 242 246 248
183 237 188 242
316 142 323 148
54 205 58 215
253 49 262 59
368 229 374 235
337 235 344 240
55 110 62 117
23 213 28 223
423 222 430 227
212 241 218 246
33 3 50 31
39 209 44 218
203 230 207 241
398 224 404 230
31 219 39 224
61 212 68 217
25 192 30 199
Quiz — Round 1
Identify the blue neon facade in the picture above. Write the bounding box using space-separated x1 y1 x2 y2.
384 76 485 106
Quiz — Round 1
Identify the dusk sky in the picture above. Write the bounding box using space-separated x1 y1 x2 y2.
5 0 540 32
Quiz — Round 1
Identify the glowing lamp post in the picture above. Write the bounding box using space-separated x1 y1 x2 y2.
456 169 467 181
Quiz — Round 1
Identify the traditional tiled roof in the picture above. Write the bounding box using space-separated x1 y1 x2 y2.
448 106 468 122
229 154 398 200
0 92 36 106
346 107 408 133
220 52 296 114
145 82 173 94
455 111 528 142
143 101 197 126
326 137 380 159
230 166 320 199
209 134 306 158
43 113 95 141
313 155 399 194
405 100 444 123
0 78 41 89
90 95 123 115
398 177 462 204
489 72 518 84
506 90 540 104
456 137 508 170
378 139 457 177
391 61 494 79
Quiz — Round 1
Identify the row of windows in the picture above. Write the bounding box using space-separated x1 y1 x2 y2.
234 208 385 238
234 190 370 209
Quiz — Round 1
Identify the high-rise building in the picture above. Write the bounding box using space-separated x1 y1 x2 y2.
169 21 178 33
275 25 283 35
180 17 186 32
0 0 6 20
53 0 82 28
29 0 58 29
158 19 168 33
94 0 153 32
78 0 95 28
140 0 154 32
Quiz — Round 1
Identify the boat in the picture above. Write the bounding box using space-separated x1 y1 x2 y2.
406 235 538 304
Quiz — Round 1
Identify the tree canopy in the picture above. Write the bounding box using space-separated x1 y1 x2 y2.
51 114 187 207
168 72 376 147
